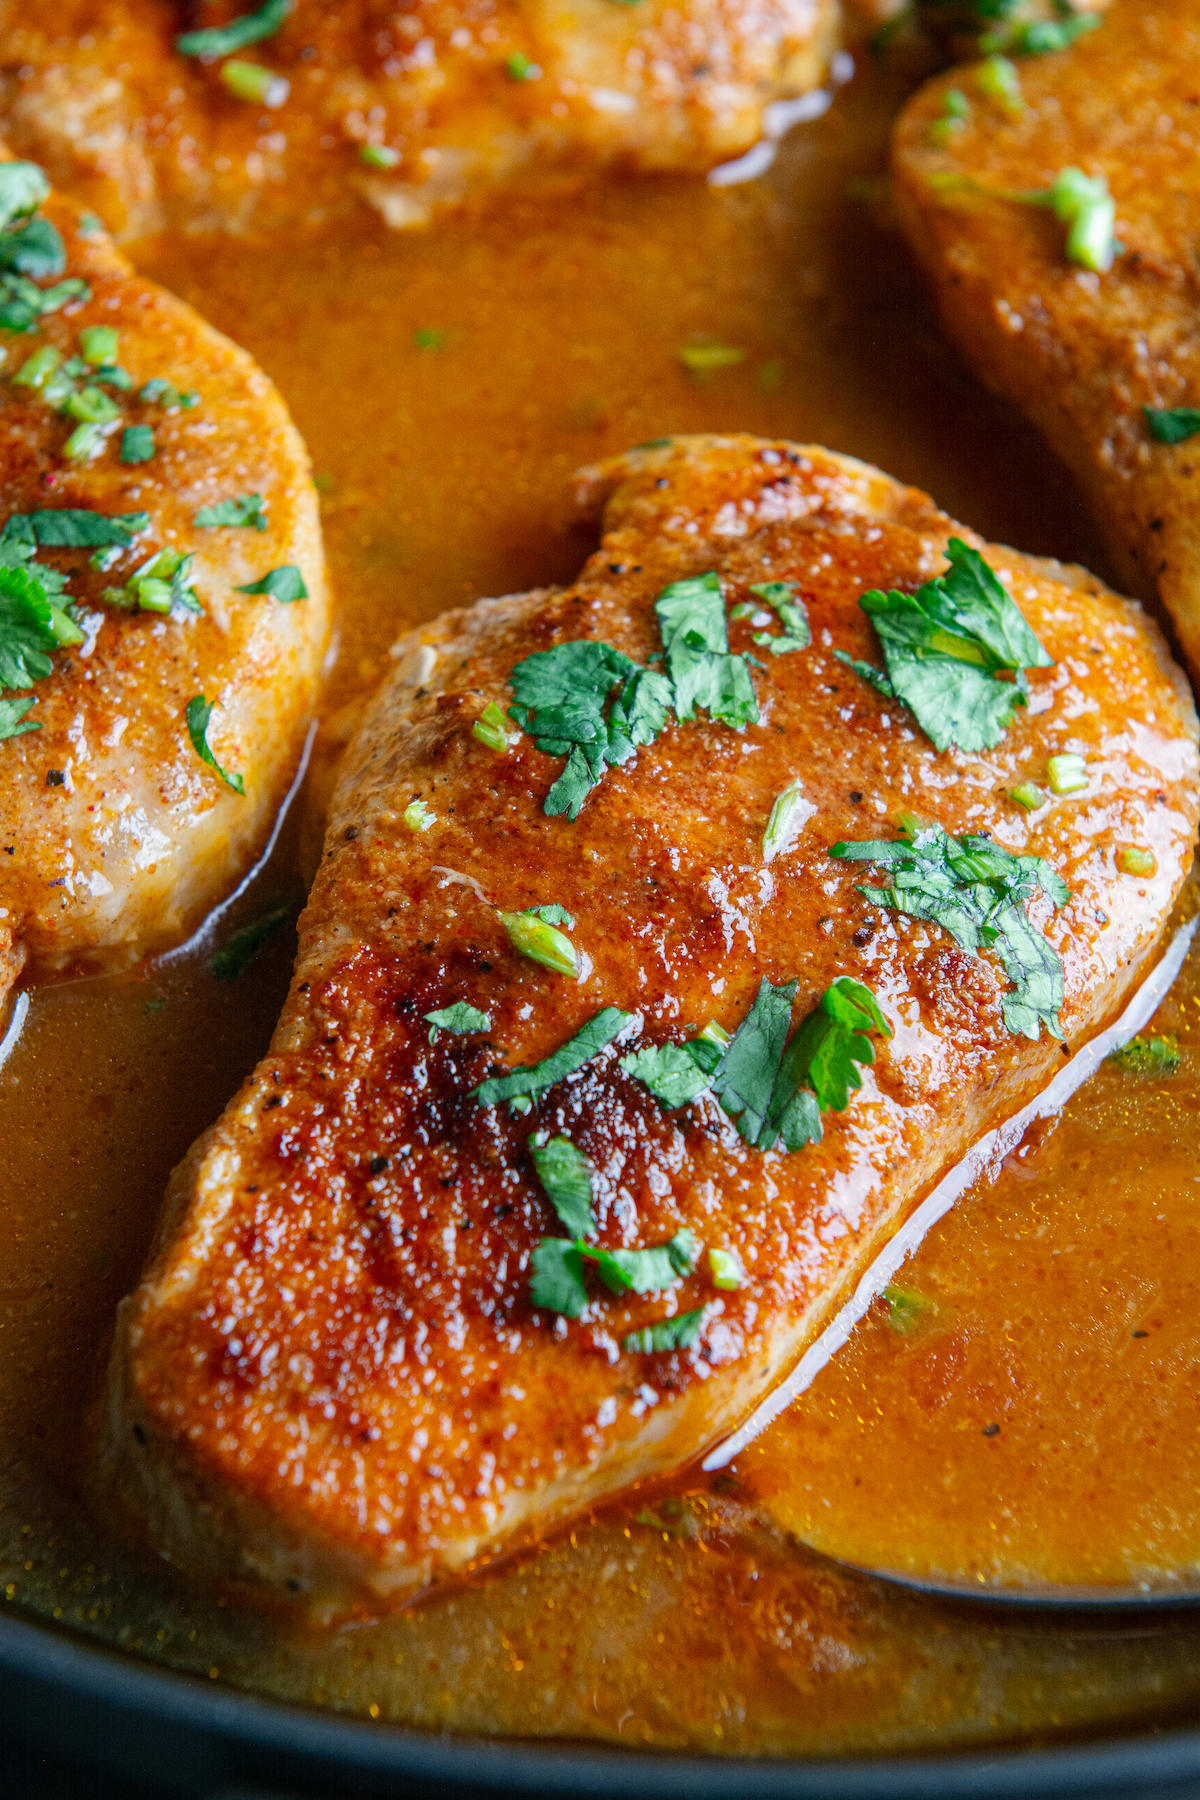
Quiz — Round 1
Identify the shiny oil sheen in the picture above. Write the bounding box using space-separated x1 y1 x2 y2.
2 52 1199 1757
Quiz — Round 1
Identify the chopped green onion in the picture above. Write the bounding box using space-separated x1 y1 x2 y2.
1046 752 1087 795
624 1308 706 1356
1107 1034 1180 1076
1116 845 1156 877
506 51 542 80
119 425 155 465
696 1019 731 1049
1010 780 1048 811
360 143 401 169
977 54 1024 117
930 86 970 147
403 799 435 832
708 1248 744 1291
63 384 120 425
62 422 105 461
500 908 579 977
762 778 810 864
1144 406 1200 445
79 324 118 365
220 60 289 106
472 698 516 751
676 341 746 382
1021 167 1115 273
12 344 61 389
981 14 1102 56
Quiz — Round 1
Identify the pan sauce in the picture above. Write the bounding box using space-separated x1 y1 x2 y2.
3 50 1200 1755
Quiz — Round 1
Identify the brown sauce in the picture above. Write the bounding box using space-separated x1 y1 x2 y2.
3 52 1200 1756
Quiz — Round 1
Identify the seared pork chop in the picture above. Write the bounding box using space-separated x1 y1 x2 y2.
0 161 328 1006
0 0 840 238
892 0 1200 676
103 434 1198 1613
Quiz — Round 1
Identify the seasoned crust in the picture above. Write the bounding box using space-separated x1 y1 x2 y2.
102 434 1198 1616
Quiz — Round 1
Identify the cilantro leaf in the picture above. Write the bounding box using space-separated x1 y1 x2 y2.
0 216 65 280
529 1237 589 1317
831 821 1070 1039
1144 407 1200 446
522 903 574 928
424 1001 491 1036
843 539 1052 753
472 1006 634 1106
210 904 291 980
185 694 245 795
620 1042 713 1108
748 579 811 653
0 562 60 688
2 508 150 548
194 493 268 530
0 162 50 232
624 1308 706 1355
1108 1035 1181 1076
655 571 758 727
591 1229 699 1296
0 695 39 740
509 640 671 820
530 1134 596 1238
711 976 798 1144
120 425 156 465
177 0 291 58
236 564 307 602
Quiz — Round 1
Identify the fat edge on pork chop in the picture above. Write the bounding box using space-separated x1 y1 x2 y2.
101 434 1199 1615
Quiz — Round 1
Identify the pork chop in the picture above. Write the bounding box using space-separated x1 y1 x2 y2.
0 158 328 1007
102 433 1199 1614
0 0 840 239
891 0 1200 676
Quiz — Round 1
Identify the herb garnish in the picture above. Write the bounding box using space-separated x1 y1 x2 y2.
211 904 291 980
2 508 149 548
981 13 1101 55
425 1002 491 1037
500 907 579 976
1107 1035 1180 1077
177 0 291 58
656 572 758 727
235 564 307 602
0 163 50 232
0 562 82 689
1144 407 1200 446
194 493 268 531
104 547 200 617
186 695 245 794
625 1309 706 1354
0 696 39 740
624 976 892 1151
120 425 155 465
831 819 1070 1039
472 1006 633 1107
835 537 1052 753
528 1131 701 1318
508 640 671 819
882 1285 936 1333
1018 167 1115 273
403 799 434 832
0 215 66 281
747 579 810 654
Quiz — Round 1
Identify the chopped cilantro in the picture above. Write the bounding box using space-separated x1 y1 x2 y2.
473 698 518 751
120 425 155 465
529 1238 589 1316
2 508 149 548
624 1309 706 1355
235 564 307 602
472 1006 633 1106
708 1247 744 1290
0 562 77 688
882 1284 936 1333
1107 1035 1181 1077
621 1042 713 1109
186 695 245 794
836 537 1052 753
508 639 671 818
0 216 66 280
522 903 575 928
747 579 810 653
176 0 291 57
530 1134 595 1237
831 819 1070 1040
424 1001 490 1036
194 493 268 530
210 905 291 980
656 572 758 728
1144 407 1200 446
677 341 745 381
981 13 1101 55
403 799 435 832
105 547 200 618
0 695 39 739
139 377 180 406
500 908 579 977
0 162 50 232
76 212 105 237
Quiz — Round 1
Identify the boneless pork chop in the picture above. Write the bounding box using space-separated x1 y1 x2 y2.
103 434 1198 1613
892 0 1200 676
0 160 328 1007
0 0 840 237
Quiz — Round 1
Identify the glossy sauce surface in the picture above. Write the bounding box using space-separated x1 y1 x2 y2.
2 51 1200 1756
